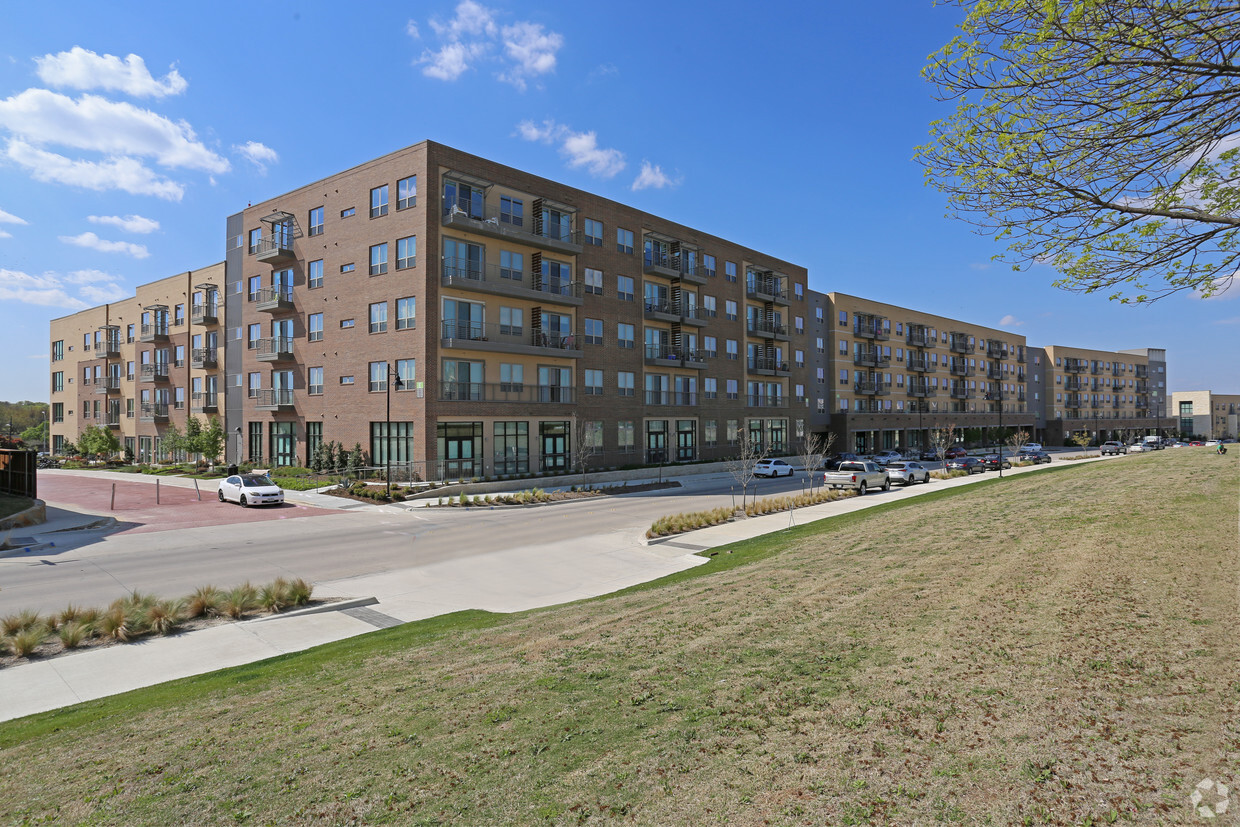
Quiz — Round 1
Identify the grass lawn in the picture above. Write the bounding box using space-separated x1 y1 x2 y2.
0 493 32 520
1 451 1236 825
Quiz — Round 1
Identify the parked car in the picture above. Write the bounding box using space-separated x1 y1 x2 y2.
1017 450 1052 464
754 458 794 478
945 456 984 474
1188 440 1205 447
871 450 905 466
823 461 890 494
1019 442 1043 453
218 473 285 507
919 448 943 462
1100 441 1128 456
822 452 862 470
1128 442 1152 453
979 453 1011 471
886 461 930 485
943 446 968 460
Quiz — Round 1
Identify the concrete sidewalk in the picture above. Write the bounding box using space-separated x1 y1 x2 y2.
0 453 1109 722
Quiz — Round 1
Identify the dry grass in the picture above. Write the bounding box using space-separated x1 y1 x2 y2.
0 451 1236 825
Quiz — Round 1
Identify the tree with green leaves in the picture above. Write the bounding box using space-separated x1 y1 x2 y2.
183 417 203 461
347 442 365 477
198 417 225 464
78 425 120 459
159 422 185 462
20 420 48 449
920 0 1240 302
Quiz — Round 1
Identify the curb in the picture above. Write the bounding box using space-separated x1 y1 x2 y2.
0 499 47 531
250 595 379 622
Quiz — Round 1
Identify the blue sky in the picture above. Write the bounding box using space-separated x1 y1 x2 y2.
0 1 1234 403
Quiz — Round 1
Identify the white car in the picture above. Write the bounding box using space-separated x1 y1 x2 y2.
218 473 285 507
1128 442 1151 453
1018 443 1043 453
754 458 794 478
885 461 930 485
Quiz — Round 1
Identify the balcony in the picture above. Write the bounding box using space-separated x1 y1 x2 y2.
645 391 699 407
255 336 296 362
1111 365 1125 377
439 382 575 404
949 386 973 400
949 335 974 354
1091 363 1104 375
854 380 891 396
94 340 121 359
192 302 219 325
906 356 936 373
853 348 891 368
94 377 121 394
746 320 790 342
745 274 789 305
643 299 681 324
440 320 582 359
441 196 582 255
1016 348 1026 363
1112 399 1123 408
747 394 788 409
747 357 790 376
679 306 710 328
1135 365 1149 378
1064 360 1088 373
254 388 295 411
986 342 1005 359
191 347 218 369
254 286 294 313
191 392 219 413
854 321 889 341
948 361 975 377
907 329 933 348
644 343 686 368
1066 395 1084 408
1065 377 1087 391
440 259 582 307
987 364 1003 380
104 415 121 429
1135 379 1149 392
140 364 169 383
906 383 936 398
139 324 168 343
1016 369 1026 382
254 234 296 265
139 402 169 422
1090 399 1103 408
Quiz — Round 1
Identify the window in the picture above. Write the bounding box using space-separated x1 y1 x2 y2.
725 300 738 321
341 207 356 218
726 339 738 360
127 361 135 379
583 267 603 295
247 323 261 349
616 227 634 254
618 420 634 451
174 304 185 326
306 313 323 343
703 254 716 278
585 369 603 395
127 323 135 343
396 236 416 269
369 302 388 333
500 250 523 280
247 275 261 301
370 185 389 218
839 310 848 325
704 377 718 399
248 228 261 254
617 275 634 301
499 306 523 335
500 363 523 391
396 358 415 387
726 379 739 400
369 361 387 391
795 349 804 367
52 371 63 392
397 176 416 210
340 319 355 329
52 340 63 361
52 402 64 422
725 261 737 282
584 318 603 345
702 295 717 318
500 195 523 226
795 316 805 334
617 323 635 348
340 375 354 385
308 259 324 288
584 218 603 246
309 206 324 236
703 336 717 358
617 371 635 396
396 296 416 330
175 345 185 367
794 282 804 300
308 367 324 395
839 338 849 355
369 243 388 276
248 372 261 398
341 263 355 273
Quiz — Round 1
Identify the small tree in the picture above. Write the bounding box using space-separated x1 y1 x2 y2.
725 433 769 511
570 414 599 489
347 442 365 477
310 440 327 473
78 425 120 459
197 417 225 465
329 441 344 473
797 432 834 492
20 420 48 450
1005 429 1030 460
1070 429 1094 456
161 422 185 462
928 423 958 463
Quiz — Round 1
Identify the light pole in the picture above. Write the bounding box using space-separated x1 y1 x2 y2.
234 426 243 467
986 390 1005 477
385 363 405 500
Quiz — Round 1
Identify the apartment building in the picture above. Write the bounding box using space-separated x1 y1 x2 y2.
1040 346 1170 444
49 264 226 459
1171 390 1240 439
822 293 1035 453
226 141 811 475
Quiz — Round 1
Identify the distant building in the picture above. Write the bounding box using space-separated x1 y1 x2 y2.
1171 390 1240 439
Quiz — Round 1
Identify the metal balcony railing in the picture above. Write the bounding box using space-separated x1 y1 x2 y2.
438 382 575 404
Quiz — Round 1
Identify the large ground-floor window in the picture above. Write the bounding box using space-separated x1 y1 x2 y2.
306 422 322 467
269 422 296 467
493 421 529 475
437 421 482 479
371 421 415 466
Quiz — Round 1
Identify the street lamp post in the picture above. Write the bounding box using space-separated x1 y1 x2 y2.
385 363 405 500
986 391 1005 477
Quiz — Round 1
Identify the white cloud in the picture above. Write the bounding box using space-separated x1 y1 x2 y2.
79 282 129 303
1192 274 1236 300
0 230 10 239
0 268 89 310
1214 316 1240 325
35 47 187 98
0 89 229 173
88 214 159 234
234 140 279 173
999 314 1025 327
64 269 121 284
498 22 562 90
59 231 150 259
418 2 560 90
6 141 184 200
0 208 29 225
631 161 679 191
516 119 626 179
969 261 991 271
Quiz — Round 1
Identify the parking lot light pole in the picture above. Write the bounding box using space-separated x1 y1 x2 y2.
385 364 404 500
986 391 1004 478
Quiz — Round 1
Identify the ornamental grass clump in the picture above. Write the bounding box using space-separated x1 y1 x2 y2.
6 627 47 658
98 607 132 642
142 601 183 636
1 610 43 636
221 583 259 620
285 578 313 606
57 621 91 649
185 585 222 618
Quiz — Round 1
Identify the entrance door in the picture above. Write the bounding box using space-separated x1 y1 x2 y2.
676 420 695 461
443 432 475 478
646 420 667 464
540 421 568 471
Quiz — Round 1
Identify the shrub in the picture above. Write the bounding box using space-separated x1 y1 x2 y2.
143 601 182 636
1 610 42 636
54 604 85 630
57 621 90 649
98 607 132 642
286 578 314 606
221 583 259 619
186 585 222 618
260 578 290 613
6 627 47 658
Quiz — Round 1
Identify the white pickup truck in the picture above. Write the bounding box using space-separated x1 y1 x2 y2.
823 461 890 494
